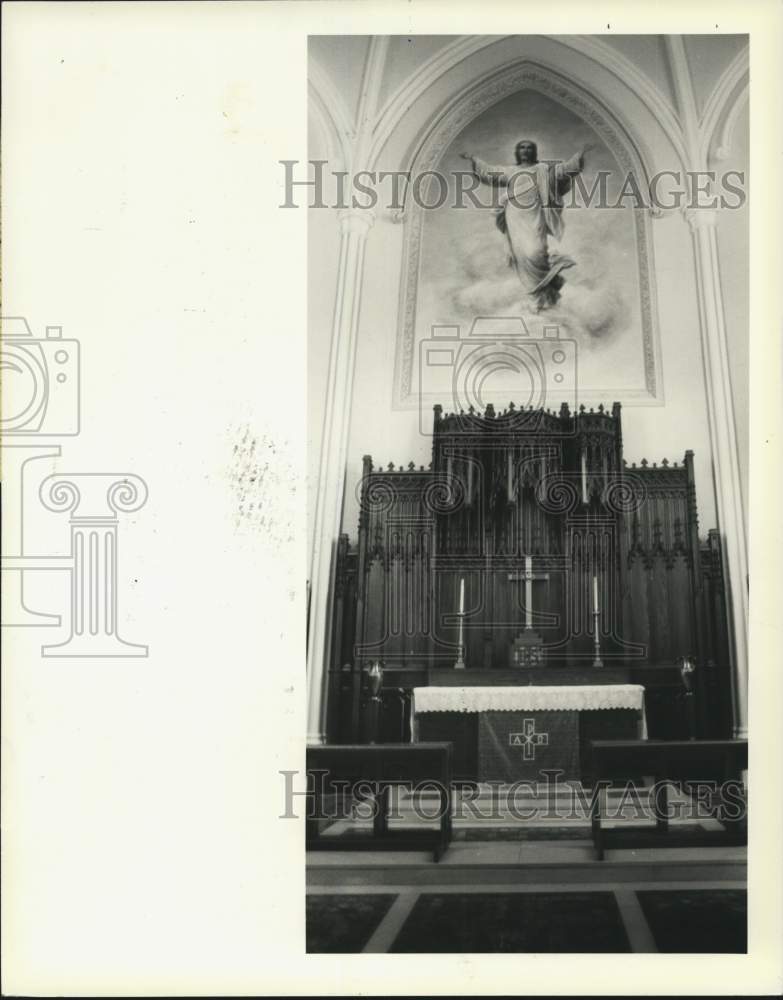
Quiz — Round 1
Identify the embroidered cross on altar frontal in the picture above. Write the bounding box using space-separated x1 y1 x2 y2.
509 719 549 760
479 711 578 781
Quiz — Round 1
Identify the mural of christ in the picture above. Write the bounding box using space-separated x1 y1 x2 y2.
460 139 594 311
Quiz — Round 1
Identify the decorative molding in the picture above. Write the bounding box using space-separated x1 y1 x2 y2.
665 36 702 165
713 83 748 162
391 61 664 412
699 47 750 164
684 207 719 231
308 58 355 170
369 34 687 173
338 207 376 236
354 36 391 166
564 35 686 170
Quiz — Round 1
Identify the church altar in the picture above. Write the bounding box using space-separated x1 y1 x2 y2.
412 684 647 783
329 400 734 747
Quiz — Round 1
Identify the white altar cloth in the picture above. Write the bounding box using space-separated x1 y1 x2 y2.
412 684 645 714
411 684 647 739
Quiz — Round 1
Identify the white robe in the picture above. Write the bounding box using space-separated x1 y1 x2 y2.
470 153 585 310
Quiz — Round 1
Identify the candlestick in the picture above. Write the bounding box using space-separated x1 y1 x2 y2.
455 576 466 669
581 448 588 504
507 452 513 502
592 573 603 668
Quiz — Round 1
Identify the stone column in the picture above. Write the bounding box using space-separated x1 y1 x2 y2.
307 208 375 744
686 208 748 738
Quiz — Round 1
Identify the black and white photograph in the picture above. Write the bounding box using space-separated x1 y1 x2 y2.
305 32 752 955
2 3 781 996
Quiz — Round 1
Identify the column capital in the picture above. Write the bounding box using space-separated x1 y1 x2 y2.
684 207 719 231
338 207 376 236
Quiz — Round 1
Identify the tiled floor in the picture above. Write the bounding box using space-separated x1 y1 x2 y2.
305 892 397 953
389 890 630 952
307 782 746 952
636 888 747 953
306 883 747 953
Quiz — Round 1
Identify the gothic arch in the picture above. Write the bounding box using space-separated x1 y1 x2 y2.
700 48 750 164
369 36 688 173
391 59 664 411
308 59 353 171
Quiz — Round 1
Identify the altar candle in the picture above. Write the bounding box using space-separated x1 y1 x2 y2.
593 574 599 615
507 452 513 500
459 577 465 615
581 448 588 504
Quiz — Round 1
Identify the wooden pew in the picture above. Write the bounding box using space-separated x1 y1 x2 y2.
306 742 453 861
589 739 747 860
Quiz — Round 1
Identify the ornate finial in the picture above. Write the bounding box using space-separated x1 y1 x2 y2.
485 403 495 418
598 403 604 413
387 462 394 471
641 458 648 468
631 462 637 468
408 461 415 471
419 465 425 471
662 458 669 467
560 402 570 417
579 404 586 413
509 401 516 411
468 404 475 414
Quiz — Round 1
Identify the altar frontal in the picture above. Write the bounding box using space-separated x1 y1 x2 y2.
412 685 646 782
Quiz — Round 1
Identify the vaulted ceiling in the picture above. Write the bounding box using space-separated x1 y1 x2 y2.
309 35 748 174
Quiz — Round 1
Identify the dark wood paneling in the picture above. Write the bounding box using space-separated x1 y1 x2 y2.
330 414 734 743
